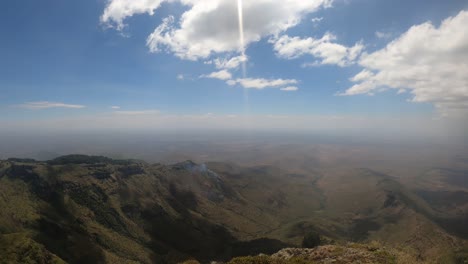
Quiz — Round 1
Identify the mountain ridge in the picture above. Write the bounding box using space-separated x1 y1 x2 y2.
0 155 467 263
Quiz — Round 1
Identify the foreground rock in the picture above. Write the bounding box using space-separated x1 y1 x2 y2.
223 243 420 264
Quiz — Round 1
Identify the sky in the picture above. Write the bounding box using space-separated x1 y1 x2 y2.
0 0 467 139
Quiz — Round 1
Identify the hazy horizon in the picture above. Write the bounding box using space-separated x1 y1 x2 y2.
1 0 468 145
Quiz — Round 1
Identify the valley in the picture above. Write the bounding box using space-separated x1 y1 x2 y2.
0 150 467 263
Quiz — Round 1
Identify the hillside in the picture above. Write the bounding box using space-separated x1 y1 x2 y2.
0 155 467 263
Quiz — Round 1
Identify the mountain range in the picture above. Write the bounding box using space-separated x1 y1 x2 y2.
0 155 467 263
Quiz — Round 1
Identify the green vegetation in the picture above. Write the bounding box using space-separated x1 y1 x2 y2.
0 155 466 263
0 233 65 264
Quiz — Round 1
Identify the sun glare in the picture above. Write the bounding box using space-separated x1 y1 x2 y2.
237 0 251 123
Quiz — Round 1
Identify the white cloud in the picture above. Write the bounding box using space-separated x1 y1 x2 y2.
311 17 323 23
17 101 86 110
102 0 337 92
110 106 121 109
342 10 468 112
201 70 232 81
209 55 248 70
272 33 364 67
114 109 160 115
301 61 321 68
101 0 165 30
375 31 392 39
311 17 323 26
231 78 298 89
280 86 299 91
177 74 185 80
143 0 333 60
349 69 373 82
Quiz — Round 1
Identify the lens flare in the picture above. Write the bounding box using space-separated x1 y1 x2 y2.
237 0 250 128
237 0 246 78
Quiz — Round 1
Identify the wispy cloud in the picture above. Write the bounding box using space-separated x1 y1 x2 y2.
230 78 298 89
207 55 248 70
375 31 392 39
110 106 121 109
280 86 299 91
113 109 160 115
311 17 323 26
17 101 86 110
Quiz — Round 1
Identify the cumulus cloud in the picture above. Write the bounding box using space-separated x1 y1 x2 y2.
230 78 298 89
17 101 86 110
101 0 165 30
280 86 299 91
102 0 340 91
143 0 333 59
272 33 364 67
341 10 468 112
201 70 232 80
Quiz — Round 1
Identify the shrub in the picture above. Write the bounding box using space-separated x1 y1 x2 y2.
301 231 321 248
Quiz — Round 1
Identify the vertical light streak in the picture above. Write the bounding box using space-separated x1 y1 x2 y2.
237 0 247 78
237 0 251 131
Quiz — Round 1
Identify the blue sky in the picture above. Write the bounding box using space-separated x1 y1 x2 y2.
1 0 467 134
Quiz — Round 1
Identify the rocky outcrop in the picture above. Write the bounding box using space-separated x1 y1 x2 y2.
225 243 420 264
